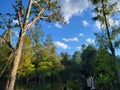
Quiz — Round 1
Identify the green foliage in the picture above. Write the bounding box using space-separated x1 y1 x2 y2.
91 0 120 52
17 36 35 78
93 48 117 89
79 45 120 89
72 51 81 62
59 52 85 89
0 43 12 71
1 1 120 89
20 0 64 24
90 0 108 5
1 41 118 89
80 45 97 77
32 35 62 78
34 48 52 77
91 0 119 31
94 31 108 49
27 25 44 51
81 45 96 61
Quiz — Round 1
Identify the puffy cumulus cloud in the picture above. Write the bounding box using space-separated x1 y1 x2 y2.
62 37 79 42
61 0 89 23
86 38 95 44
55 23 62 28
54 41 70 49
79 33 84 37
82 20 89 27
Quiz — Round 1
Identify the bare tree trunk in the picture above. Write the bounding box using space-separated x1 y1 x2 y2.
5 0 33 89
4 0 46 89
5 28 25 90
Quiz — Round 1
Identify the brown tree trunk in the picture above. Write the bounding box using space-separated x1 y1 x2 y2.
5 28 25 90
5 0 33 89
4 0 46 89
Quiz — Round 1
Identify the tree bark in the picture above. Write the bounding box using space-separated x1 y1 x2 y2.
5 0 48 89
5 28 25 90
5 0 33 90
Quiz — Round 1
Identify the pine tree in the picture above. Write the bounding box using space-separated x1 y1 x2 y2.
90 0 120 84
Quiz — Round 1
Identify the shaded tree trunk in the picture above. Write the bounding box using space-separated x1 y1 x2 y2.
4 0 62 89
5 0 33 89
5 28 25 90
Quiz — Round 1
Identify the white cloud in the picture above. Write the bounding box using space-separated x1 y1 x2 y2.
61 0 89 23
55 23 62 28
95 21 104 30
79 33 84 37
86 38 95 44
13 20 18 24
82 20 89 27
63 37 79 42
95 21 101 29
54 41 70 49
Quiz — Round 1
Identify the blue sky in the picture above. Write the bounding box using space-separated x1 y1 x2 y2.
0 0 120 55
41 9 96 54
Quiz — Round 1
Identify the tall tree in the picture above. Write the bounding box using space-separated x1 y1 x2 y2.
27 24 44 52
90 0 120 84
32 34 60 82
17 36 35 83
44 34 57 61
93 48 117 89
81 45 96 77
72 51 81 62
2 0 64 90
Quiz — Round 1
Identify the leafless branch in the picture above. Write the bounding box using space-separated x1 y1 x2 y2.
17 11 23 29
27 8 45 27
23 0 33 27
27 0 50 27
33 0 41 4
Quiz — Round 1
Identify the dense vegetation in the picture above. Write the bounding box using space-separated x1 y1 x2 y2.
0 0 120 90
0 32 120 90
